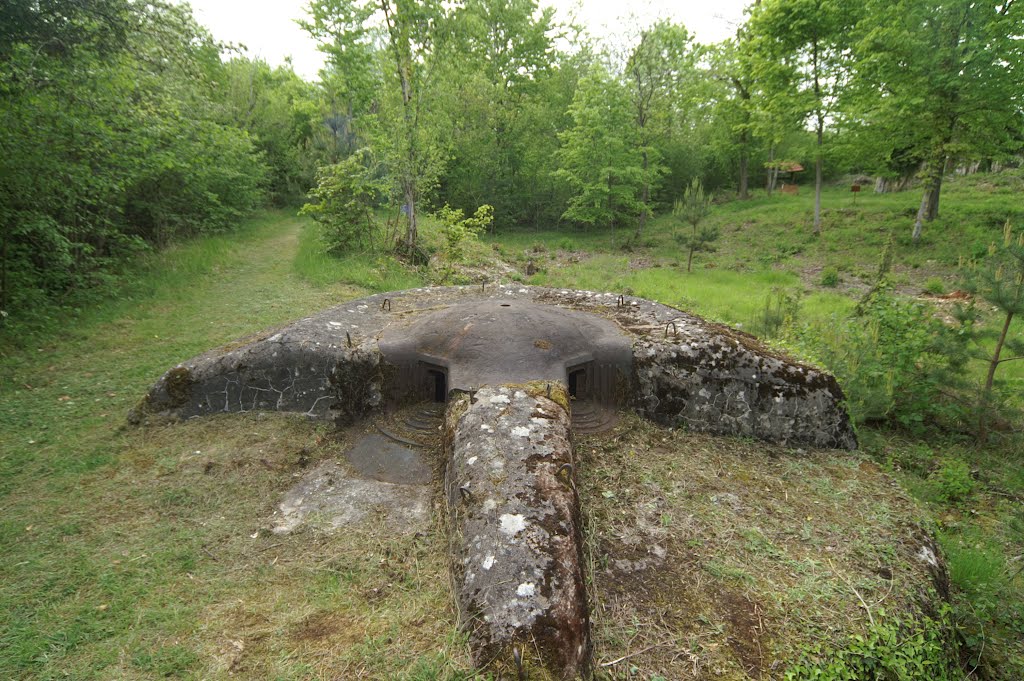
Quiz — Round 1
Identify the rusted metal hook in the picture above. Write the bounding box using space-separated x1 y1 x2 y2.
380 298 392 312
346 332 353 348
664 321 678 338
617 295 625 307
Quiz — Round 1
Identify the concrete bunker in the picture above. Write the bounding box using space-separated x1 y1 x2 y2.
377 298 633 410
134 285 858 679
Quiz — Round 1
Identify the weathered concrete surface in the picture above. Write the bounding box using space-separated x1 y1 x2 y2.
132 303 388 425
535 289 857 449
271 459 431 535
345 434 432 485
135 285 856 449
446 386 589 678
379 299 632 396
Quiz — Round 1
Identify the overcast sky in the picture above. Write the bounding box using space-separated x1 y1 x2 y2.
184 0 752 81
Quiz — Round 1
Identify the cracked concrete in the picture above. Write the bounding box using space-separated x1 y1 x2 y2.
135 285 858 679
134 286 856 450
445 385 589 679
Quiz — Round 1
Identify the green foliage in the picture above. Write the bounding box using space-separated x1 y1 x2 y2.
756 286 802 338
555 66 643 231
924 277 946 295
820 267 840 287
435 204 494 262
299 153 384 254
0 0 271 323
846 0 1024 241
672 178 719 272
785 608 959 681
787 291 970 430
928 458 974 504
219 58 320 203
956 220 1024 441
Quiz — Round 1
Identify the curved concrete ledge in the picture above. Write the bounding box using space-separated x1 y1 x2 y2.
134 285 855 450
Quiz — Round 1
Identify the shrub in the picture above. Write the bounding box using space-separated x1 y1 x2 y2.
299 154 384 254
929 457 974 504
787 290 970 431
755 287 802 338
435 204 494 262
924 277 946 295
820 267 840 287
785 608 958 681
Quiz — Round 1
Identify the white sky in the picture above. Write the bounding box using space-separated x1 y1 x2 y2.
183 0 752 81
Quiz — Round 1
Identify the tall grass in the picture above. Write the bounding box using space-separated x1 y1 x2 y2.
293 220 423 292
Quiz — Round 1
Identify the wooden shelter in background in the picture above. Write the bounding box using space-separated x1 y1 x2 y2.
766 160 804 195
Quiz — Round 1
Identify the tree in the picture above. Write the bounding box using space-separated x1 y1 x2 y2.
706 35 768 200
0 0 267 320
303 0 448 255
555 66 642 234
299 152 385 253
958 221 1024 442
623 21 692 241
849 0 1024 242
219 58 319 203
434 0 562 229
747 0 857 234
673 178 718 272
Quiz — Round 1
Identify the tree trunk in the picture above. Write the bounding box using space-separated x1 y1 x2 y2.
382 0 418 253
635 150 649 243
912 187 929 243
812 35 823 236
738 126 749 200
912 157 943 243
766 144 777 196
813 122 823 235
0 230 8 316
403 180 417 251
926 157 948 220
978 310 1014 443
687 246 694 273
739 149 749 200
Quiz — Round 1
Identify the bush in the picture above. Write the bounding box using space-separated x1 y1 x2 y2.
785 608 959 681
928 457 974 504
435 204 493 262
820 266 841 287
755 287 802 338
787 291 970 431
924 277 946 295
299 154 383 254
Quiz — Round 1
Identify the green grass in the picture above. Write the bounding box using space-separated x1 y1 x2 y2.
293 220 424 291
2 175 1024 678
0 210 467 680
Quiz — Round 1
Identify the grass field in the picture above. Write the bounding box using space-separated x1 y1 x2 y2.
1 175 1022 679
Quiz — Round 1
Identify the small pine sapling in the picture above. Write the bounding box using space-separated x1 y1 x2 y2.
956 220 1024 442
673 178 718 272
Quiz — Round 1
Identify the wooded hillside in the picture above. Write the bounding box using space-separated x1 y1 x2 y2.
3 0 1021 324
